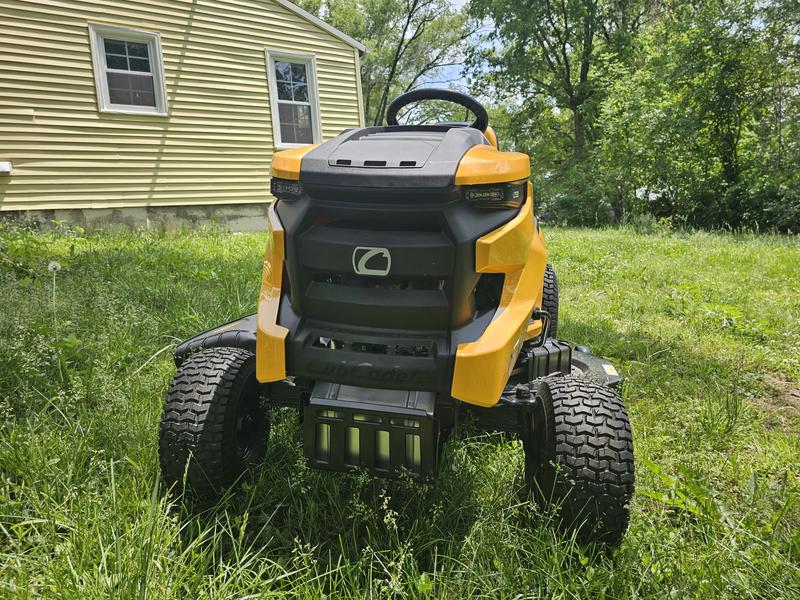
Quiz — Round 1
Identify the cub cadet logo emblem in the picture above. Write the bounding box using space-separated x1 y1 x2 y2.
352 246 391 276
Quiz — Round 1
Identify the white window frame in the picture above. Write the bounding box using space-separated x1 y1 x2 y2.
265 49 322 149
88 24 168 116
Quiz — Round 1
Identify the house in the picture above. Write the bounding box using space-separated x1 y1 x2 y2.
0 0 365 230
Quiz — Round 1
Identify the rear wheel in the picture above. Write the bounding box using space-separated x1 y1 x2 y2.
524 375 634 546
542 263 559 338
159 347 269 497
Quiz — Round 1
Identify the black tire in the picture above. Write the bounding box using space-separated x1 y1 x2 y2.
524 375 634 546
159 347 269 497
542 263 559 339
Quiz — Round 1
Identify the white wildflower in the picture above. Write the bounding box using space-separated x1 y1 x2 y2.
48 261 61 273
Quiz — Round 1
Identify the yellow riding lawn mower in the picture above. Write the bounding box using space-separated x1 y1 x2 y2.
158 89 635 545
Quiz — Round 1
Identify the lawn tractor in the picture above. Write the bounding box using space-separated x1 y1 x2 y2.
158 89 635 545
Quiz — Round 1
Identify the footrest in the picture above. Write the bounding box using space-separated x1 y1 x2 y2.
303 383 438 477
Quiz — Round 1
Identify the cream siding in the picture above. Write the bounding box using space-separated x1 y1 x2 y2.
0 0 364 211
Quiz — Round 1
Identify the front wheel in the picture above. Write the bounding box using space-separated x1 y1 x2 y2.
524 375 634 546
159 347 269 497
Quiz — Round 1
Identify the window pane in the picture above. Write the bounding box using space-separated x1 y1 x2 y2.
104 39 126 55
131 88 156 106
275 80 293 101
278 103 293 125
108 87 132 106
290 63 307 83
127 41 149 58
296 127 313 144
106 54 128 70
103 37 152 73
129 74 155 106
106 72 156 107
292 83 309 102
280 122 295 144
274 61 292 81
129 73 155 92
278 103 313 144
128 57 151 72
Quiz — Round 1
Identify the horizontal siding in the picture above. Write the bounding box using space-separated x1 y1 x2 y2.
0 0 363 211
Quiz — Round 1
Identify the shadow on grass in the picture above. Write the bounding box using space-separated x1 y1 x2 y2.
176 411 489 573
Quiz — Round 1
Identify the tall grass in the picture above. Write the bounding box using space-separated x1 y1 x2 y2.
1 222 799 597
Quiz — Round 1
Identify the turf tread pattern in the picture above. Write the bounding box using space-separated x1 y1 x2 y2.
528 375 634 546
542 263 559 338
159 347 263 496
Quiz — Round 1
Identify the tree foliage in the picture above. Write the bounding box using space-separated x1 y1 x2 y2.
296 0 471 125
468 0 800 230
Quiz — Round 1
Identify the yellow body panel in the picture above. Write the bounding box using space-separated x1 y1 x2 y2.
270 145 319 180
454 145 531 185
0 0 362 212
451 184 548 407
483 126 498 149
256 202 288 382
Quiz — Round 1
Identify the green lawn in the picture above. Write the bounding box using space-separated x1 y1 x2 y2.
1 223 799 598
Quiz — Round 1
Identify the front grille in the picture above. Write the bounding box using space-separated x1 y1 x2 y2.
294 220 455 331
275 189 520 392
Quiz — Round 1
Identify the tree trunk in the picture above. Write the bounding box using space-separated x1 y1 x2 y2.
573 107 587 160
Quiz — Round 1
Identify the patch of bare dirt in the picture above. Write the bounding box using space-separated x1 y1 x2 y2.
754 374 800 432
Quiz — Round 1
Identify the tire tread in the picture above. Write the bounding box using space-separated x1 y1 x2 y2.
528 375 634 545
158 347 261 496
542 263 559 338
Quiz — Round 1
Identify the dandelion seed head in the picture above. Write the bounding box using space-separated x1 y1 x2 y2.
48 261 61 273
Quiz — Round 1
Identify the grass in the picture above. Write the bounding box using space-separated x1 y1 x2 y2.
1 221 799 598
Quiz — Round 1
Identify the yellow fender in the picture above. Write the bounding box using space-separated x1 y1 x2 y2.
450 183 548 407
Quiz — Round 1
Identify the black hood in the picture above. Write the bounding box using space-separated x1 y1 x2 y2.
299 125 488 190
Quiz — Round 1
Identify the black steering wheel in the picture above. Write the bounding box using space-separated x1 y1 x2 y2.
386 88 489 132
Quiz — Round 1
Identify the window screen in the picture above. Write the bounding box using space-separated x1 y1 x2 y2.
273 60 314 144
103 38 156 107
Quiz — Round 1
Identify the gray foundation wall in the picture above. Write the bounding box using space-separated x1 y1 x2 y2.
1 203 270 232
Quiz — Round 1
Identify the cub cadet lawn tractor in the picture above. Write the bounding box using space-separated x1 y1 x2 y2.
158 89 635 545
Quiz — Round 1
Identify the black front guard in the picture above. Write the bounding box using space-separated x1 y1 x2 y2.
173 314 257 367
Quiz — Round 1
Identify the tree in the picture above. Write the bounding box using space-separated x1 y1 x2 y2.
296 0 472 125
467 0 655 161
599 0 794 228
469 0 799 230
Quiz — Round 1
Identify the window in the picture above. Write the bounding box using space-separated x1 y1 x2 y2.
266 51 321 147
89 24 168 116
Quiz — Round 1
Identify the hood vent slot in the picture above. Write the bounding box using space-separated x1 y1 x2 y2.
331 158 420 169
327 129 447 169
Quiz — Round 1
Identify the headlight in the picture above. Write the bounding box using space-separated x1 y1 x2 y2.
270 177 303 200
463 180 526 210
